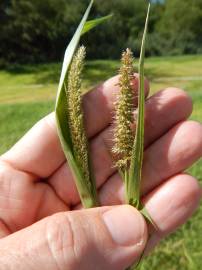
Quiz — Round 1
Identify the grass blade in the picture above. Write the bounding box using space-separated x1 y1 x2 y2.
55 0 96 208
56 0 94 103
127 3 150 208
126 4 151 269
82 14 113 35
55 0 111 208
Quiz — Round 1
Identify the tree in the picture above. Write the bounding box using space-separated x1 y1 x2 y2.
0 0 201 64
0 0 86 63
83 0 150 59
156 0 202 55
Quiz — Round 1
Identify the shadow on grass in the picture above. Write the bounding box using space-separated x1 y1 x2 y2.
4 63 62 84
2 59 177 86
84 60 119 85
0 100 54 154
35 60 120 86
144 66 170 81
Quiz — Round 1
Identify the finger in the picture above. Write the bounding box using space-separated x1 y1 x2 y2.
0 206 147 270
142 120 202 194
142 174 201 254
1 75 149 179
99 120 202 204
144 87 192 148
49 88 193 206
143 174 201 234
98 174 201 253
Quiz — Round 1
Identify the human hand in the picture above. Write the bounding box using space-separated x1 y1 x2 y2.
0 75 201 270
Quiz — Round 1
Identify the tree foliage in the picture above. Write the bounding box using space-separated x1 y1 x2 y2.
155 0 202 55
0 0 201 65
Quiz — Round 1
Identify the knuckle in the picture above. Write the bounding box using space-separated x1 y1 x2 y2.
45 212 77 269
165 86 185 94
186 121 202 146
38 113 56 133
164 87 190 99
165 87 193 105
183 120 202 136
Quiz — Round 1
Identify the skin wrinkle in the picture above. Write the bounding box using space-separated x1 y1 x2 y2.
34 184 68 221
0 166 12 207
0 166 18 233
48 162 78 207
0 167 36 209
0 163 68 234
0 167 33 231
0 159 39 182
44 213 76 270
0 218 10 238
33 184 52 222
62 214 75 268
66 213 81 269
45 219 62 270
2 250 30 270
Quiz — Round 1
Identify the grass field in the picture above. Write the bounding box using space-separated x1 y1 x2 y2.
0 55 201 269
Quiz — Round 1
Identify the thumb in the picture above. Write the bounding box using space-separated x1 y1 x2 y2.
0 205 147 270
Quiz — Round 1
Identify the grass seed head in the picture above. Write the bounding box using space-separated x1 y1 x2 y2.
65 46 90 182
112 48 136 170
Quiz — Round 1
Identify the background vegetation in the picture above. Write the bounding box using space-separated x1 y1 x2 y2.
0 0 202 269
0 0 202 66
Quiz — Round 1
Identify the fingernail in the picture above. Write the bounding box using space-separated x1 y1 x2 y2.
103 205 146 247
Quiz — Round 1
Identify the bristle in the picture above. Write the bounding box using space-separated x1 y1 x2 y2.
112 48 135 170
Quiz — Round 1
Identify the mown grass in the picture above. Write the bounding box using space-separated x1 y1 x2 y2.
0 55 201 269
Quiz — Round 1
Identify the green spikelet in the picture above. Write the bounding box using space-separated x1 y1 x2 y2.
113 48 135 170
65 46 90 185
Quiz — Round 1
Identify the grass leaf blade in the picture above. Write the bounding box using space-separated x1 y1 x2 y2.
127 3 151 208
56 0 94 103
82 14 113 35
55 0 99 208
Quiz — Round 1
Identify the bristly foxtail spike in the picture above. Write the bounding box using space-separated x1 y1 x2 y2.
112 48 136 171
65 46 90 185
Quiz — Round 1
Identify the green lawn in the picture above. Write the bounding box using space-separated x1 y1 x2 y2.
0 55 202 269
